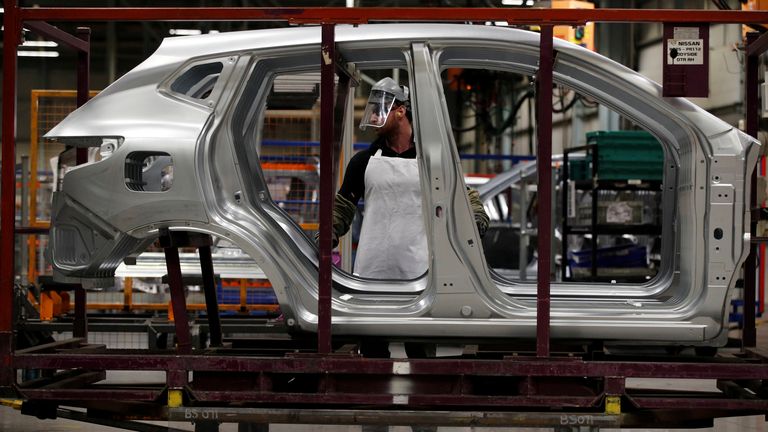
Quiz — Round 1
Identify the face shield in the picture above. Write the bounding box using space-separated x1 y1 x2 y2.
359 90 396 130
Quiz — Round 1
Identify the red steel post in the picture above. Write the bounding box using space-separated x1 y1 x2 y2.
199 243 223 347
75 27 91 164
536 25 553 358
73 287 88 340
160 231 193 354
744 32 759 348
72 27 92 343
0 0 21 387
317 23 336 354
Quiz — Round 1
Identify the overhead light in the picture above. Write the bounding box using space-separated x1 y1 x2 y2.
18 50 60 58
169 29 202 36
501 0 527 5
21 41 58 48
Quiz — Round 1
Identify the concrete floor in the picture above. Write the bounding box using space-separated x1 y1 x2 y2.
1 327 766 431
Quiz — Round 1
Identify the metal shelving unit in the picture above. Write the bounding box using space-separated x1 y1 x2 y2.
561 143 662 282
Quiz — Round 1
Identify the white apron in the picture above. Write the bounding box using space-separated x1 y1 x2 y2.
353 149 428 279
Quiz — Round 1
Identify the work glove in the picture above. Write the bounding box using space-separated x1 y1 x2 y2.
314 230 339 249
314 194 357 249
467 188 489 238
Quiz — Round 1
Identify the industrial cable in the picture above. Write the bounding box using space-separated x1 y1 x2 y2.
453 87 534 135
553 86 580 114
485 88 535 135
452 84 590 135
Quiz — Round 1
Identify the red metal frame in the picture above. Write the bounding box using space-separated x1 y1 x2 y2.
317 23 336 354
535 25 553 358
75 27 91 164
3 4 768 426
160 230 193 354
746 31 762 348
11 351 768 425
12 7 768 24
0 0 21 388
2 7 94 387
13 352 768 378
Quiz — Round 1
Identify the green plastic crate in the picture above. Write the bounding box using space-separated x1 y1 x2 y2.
569 159 591 181
586 130 664 181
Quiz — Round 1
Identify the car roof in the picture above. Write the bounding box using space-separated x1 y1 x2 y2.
46 23 737 141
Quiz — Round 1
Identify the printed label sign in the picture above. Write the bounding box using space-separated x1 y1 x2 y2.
663 23 708 97
667 39 704 65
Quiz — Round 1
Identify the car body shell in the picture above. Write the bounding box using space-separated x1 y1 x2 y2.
46 24 758 346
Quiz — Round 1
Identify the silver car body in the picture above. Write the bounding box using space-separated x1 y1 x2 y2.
46 24 758 346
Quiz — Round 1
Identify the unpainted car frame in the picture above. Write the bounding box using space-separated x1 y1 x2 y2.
46 24 758 347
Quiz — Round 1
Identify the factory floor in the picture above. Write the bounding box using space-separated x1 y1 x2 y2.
1 325 766 432
0 418 763 432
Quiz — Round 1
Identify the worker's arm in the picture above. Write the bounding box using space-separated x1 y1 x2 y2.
314 194 357 249
329 194 356 247
315 150 370 248
467 187 489 237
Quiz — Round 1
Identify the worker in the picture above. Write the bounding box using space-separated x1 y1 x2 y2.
327 76 489 280
330 77 487 432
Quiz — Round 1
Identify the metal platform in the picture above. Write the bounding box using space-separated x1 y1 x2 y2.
6 328 768 430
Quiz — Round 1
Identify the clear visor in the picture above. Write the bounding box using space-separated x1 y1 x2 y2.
359 91 396 130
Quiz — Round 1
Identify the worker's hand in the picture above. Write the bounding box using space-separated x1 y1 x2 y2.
467 188 489 237
313 193 355 250
313 231 339 249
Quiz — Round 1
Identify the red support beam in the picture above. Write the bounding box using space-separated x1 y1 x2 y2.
199 243 223 347
747 28 768 57
14 226 50 235
23 21 90 52
2 5 766 398
744 32 759 349
535 25 553 358
76 28 91 166
72 287 87 340
160 231 193 354
76 27 91 106
14 7 768 25
0 0 21 388
317 23 336 354
12 354 768 380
